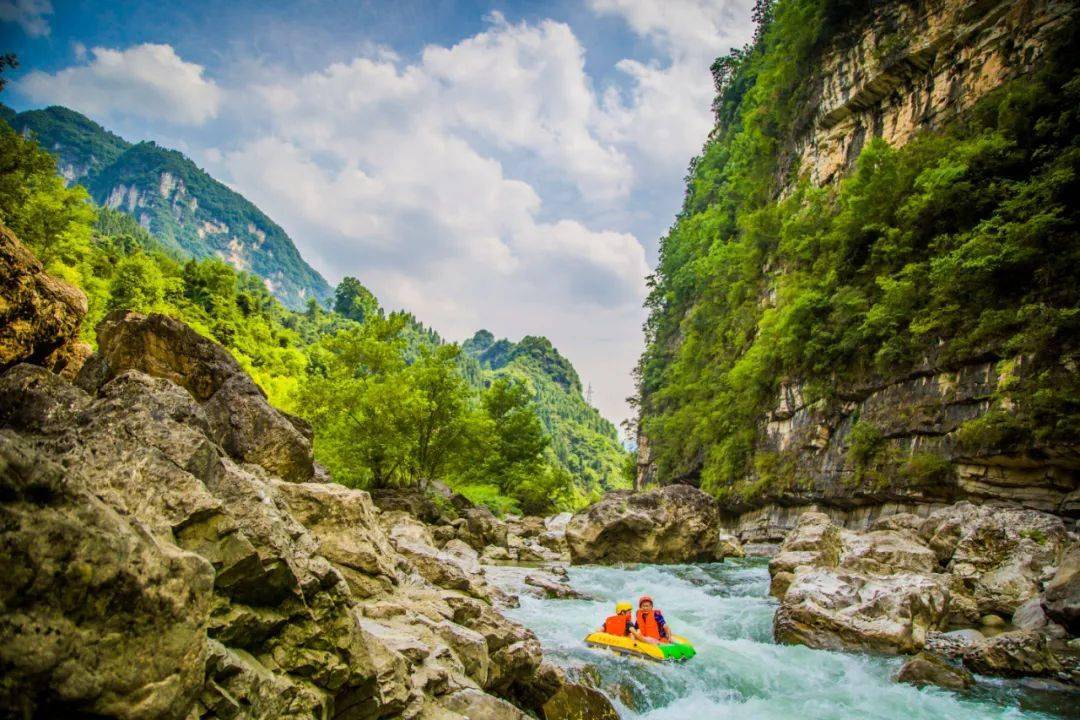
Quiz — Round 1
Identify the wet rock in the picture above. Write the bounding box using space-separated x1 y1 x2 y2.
964 630 1063 677
542 683 620 720
524 573 591 600
0 224 87 374
895 651 975 691
566 485 724 564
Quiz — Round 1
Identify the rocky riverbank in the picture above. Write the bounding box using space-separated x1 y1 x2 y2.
0 227 614 720
769 507 1079 689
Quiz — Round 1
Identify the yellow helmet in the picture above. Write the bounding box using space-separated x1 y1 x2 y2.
615 601 632 613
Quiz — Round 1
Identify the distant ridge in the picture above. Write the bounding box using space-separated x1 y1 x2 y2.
3 104 331 309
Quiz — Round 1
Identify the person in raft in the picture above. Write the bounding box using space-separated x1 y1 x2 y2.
599 601 645 640
636 595 672 644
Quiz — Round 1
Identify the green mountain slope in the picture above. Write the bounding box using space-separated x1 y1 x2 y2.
464 330 630 495
7 105 129 184
4 105 331 310
636 0 1079 507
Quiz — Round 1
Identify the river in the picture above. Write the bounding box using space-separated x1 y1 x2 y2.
488 559 1075 719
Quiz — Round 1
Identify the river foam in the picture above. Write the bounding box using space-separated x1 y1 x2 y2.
489 559 1071 719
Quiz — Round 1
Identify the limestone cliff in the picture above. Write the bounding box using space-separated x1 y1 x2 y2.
635 0 1080 541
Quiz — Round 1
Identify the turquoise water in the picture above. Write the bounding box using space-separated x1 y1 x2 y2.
491 560 1074 719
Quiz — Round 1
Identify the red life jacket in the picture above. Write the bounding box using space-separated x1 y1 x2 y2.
636 609 668 642
603 613 631 636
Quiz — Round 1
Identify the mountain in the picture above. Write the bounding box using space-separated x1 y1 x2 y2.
4 104 331 309
464 329 630 495
635 0 1079 539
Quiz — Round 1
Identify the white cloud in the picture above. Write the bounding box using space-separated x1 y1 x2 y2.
0 0 52 37
16 5 757 423
17 43 221 125
592 0 755 171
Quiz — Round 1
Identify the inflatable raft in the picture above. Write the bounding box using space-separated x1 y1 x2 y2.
584 632 696 662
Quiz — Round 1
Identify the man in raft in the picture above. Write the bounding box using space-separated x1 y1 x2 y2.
636 595 673 644
598 601 645 641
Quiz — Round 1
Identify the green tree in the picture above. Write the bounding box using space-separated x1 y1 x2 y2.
404 343 475 486
479 377 549 494
334 276 381 323
108 252 165 312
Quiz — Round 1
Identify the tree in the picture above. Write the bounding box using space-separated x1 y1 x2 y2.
404 343 474 486
108 252 165 312
480 377 549 495
296 315 415 487
334 276 380 323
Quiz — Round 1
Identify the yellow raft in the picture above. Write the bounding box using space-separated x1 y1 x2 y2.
584 632 696 662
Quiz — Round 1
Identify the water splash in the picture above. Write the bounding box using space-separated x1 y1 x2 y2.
491 559 1071 719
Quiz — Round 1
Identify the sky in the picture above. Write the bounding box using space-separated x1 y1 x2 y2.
0 0 756 430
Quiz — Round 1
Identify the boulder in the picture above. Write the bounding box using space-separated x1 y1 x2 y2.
964 630 1063 677
370 486 454 524
839 529 938 576
1013 597 1049 631
542 684 620 720
0 224 87 375
440 689 525 720
566 485 723 564
1044 544 1080 634
0 431 215 719
76 311 314 482
459 506 509 550
925 628 986 660
770 571 795 600
895 652 975 691
774 567 950 654
922 503 1067 616
524 573 591 600
442 538 483 576
716 531 746 559
768 512 842 576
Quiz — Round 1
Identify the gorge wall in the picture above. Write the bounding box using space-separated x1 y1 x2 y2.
636 0 1080 542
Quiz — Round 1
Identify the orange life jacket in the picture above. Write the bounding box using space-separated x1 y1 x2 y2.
603 613 631 636
636 609 668 642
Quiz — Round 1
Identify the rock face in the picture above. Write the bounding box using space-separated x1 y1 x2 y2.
636 0 1080 527
770 505 1078 681
0 311 605 718
0 224 87 377
77 310 315 483
566 485 741 564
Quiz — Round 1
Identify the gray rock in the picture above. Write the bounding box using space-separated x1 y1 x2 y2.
895 652 975 691
964 630 1063 677
566 485 724 564
1044 544 1080 634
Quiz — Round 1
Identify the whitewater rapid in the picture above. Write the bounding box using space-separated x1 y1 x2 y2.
488 560 1072 719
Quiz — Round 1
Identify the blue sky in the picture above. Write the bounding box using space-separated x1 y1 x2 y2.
0 0 755 427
